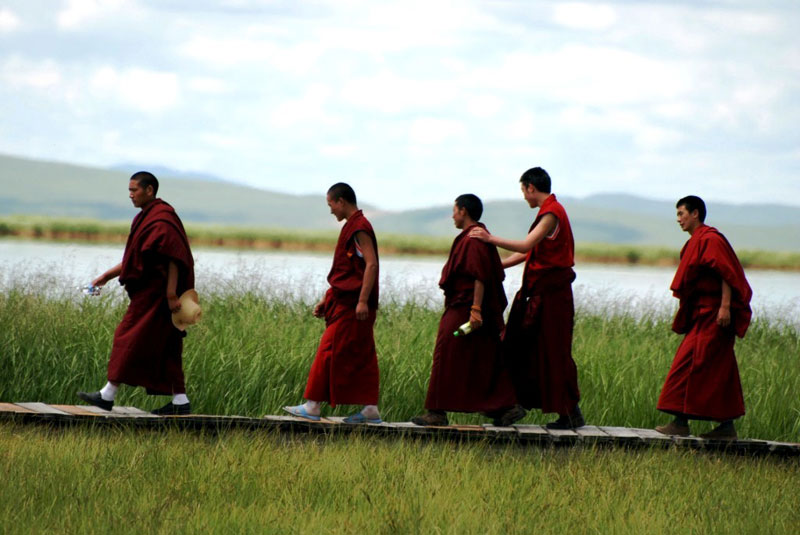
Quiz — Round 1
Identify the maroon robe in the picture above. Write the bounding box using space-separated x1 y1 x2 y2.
304 210 380 406
424 223 517 413
657 224 752 421
502 194 580 415
108 199 194 395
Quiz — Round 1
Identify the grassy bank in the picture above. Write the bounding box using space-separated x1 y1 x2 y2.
0 424 798 534
1 286 798 442
2 215 800 269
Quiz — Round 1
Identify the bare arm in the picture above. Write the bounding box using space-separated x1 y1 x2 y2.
91 262 122 287
470 279 484 329
355 231 378 321
470 214 558 254
502 252 527 269
717 279 731 327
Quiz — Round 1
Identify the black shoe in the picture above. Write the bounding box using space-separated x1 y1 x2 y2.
546 406 585 429
152 402 191 416
494 405 527 427
411 411 448 426
77 391 113 411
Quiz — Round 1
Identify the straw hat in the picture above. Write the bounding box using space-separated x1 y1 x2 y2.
171 289 202 331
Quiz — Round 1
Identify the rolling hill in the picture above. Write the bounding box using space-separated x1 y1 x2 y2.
1 153 798 251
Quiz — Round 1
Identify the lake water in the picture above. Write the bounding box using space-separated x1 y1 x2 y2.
1 239 798 323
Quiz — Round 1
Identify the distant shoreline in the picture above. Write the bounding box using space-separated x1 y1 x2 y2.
2 216 799 271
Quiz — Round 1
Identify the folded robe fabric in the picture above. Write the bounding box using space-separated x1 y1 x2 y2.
108 199 194 395
658 224 752 421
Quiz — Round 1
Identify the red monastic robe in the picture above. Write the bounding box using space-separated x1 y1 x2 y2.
304 210 380 407
657 224 752 421
108 199 195 395
502 194 580 415
424 223 517 413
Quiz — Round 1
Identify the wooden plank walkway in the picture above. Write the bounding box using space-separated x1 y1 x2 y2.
1 402 798 458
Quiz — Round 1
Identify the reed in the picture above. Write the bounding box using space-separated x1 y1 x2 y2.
1 283 798 442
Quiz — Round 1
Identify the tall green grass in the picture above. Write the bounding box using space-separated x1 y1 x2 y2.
1 424 798 534
1 284 798 442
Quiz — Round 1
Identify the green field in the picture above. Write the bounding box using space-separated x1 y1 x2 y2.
1 283 798 441
1 424 798 534
3 215 800 270
2 281 799 532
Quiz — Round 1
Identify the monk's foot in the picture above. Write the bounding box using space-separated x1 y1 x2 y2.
699 424 737 441
152 401 191 416
546 406 585 429
282 404 321 421
77 391 113 411
655 421 690 437
492 405 527 427
411 411 448 427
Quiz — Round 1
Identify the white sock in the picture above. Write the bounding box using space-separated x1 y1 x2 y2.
100 382 118 402
172 393 189 405
303 400 321 416
361 405 380 419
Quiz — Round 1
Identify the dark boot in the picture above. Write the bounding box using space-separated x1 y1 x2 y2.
546 405 585 429
411 411 448 426
493 405 527 427
77 391 113 411
152 402 191 416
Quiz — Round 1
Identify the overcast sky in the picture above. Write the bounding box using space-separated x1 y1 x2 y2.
1 0 798 209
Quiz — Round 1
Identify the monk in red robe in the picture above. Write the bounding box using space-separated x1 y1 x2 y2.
78 171 195 415
412 194 522 427
471 167 584 429
656 195 752 440
283 183 381 423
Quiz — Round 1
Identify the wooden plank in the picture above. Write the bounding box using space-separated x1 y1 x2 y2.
112 406 158 417
629 428 674 446
598 426 643 445
545 428 580 443
78 405 115 415
482 424 518 439
0 402 36 413
51 405 105 417
574 425 613 443
514 425 552 444
13 403 71 416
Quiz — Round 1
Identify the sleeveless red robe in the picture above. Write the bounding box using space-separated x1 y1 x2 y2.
424 223 517 413
502 194 580 415
657 224 752 420
108 199 195 395
304 210 380 406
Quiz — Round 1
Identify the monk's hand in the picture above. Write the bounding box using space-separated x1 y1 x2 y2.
468 227 490 242
469 306 483 330
313 300 325 318
356 301 369 321
717 305 731 327
167 293 181 313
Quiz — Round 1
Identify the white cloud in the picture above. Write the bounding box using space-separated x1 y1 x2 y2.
0 8 21 32
89 67 180 112
57 0 141 30
1 57 61 89
476 45 691 106
187 77 229 95
268 85 335 128
408 117 464 145
319 144 357 158
552 2 617 30
341 72 457 114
